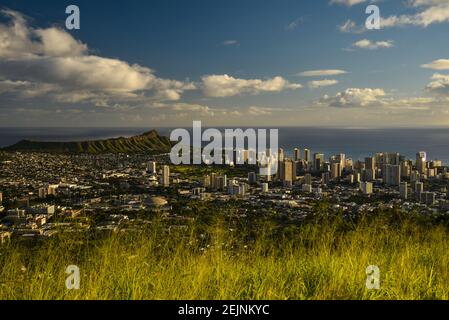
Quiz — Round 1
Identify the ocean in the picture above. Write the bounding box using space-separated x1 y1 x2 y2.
1 127 449 164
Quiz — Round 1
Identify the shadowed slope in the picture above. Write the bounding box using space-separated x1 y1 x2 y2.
2 130 173 154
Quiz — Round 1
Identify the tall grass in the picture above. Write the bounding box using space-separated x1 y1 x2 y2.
1 211 449 300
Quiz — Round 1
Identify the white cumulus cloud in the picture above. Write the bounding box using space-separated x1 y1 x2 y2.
425 73 449 96
308 79 339 89
381 0 449 28
353 39 395 50
299 69 348 77
320 88 386 108
337 1 449 33
330 0 367 6
201 74 302 98
222 40 240 46
422 59 449 70
0 9 196 105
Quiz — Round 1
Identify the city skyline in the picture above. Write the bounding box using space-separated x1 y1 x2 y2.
4 0 449 303
1 0 449 127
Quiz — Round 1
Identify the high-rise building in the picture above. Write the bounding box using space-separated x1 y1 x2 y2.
278 148 285 162
264 164 273 182
278 158 296 184
259 151 274 182
330 154 345 175
417 159 427 174
261 183 269 193
294 148 301 161
276 149 286 181
337 154 346 174
321 172 330 185
384 165 401 186
203 175 211 188
375 153 385 168
279 160 294 183
401 161 411 178
410 171 420 182
38 188 47 199
331 163 341 180
238 183 248 196
227 180 238 195
345 158 354 171
416 152 427 174
313 153 324 172
291 161 297 182
385 153 400 165
223 175 228 189
365 157 376 171
364 169 376 182
430 160 442 169
162 165 170 187
416 151 427 164
147 161 157 174
400 182 408 200
347 174 354 184
228 185 237 196
360 182 373 195
414 181 424 198
427 168 436 178
213 175 227 191
248 172 257 185
304 149 311 163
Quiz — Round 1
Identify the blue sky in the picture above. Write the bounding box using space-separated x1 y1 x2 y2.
1 0 449 127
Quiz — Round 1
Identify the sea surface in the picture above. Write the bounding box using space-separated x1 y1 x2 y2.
1 127 449 164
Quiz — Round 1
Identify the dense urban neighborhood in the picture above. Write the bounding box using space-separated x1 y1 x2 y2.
1 147 449 243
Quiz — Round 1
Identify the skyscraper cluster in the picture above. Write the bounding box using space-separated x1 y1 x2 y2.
270 148 442 203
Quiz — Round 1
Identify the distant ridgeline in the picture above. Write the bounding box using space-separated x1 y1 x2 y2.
2 130 173 154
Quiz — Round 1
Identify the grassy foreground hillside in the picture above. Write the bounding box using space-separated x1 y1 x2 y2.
1 206 449 300
2 130 172 154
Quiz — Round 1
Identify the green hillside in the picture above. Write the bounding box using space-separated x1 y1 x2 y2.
2 130 173 154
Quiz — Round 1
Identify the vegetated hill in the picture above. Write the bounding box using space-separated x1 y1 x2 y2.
2 130 173 154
